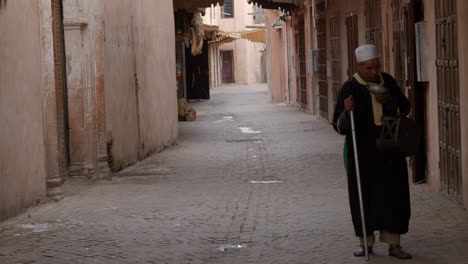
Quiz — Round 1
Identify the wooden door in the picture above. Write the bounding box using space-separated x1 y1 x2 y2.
330 15 341 105
365 0 383 57
221 50 234 83
346 13 359 79
436 0 462 203
393 0 406 91
317 15 328 119
295 14 307 109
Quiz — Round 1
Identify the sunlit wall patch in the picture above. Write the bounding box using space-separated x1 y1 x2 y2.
216 244 248 252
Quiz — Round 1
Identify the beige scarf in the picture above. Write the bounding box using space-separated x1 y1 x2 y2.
353 72 385 126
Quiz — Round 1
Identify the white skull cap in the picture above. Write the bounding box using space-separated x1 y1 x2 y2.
355 44 379 63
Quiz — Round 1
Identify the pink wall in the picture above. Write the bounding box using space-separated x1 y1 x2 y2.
205 2 264 85
103 0 141 169
104 0 178 170
266 10 284 102
0 1 48 220
136 0 178 157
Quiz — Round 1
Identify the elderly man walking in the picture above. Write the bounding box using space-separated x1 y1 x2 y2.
332 44 412 259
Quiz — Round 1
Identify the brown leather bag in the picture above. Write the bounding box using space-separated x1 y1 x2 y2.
376 115 421 156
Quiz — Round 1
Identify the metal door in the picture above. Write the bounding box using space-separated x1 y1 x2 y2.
330 15 341 104
295 14 307 109
221 50 234 83
365 0 383 57
316 15 328 119
436 0 462 203
346 13 359 79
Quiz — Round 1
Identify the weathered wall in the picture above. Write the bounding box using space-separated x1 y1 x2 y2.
0 0 48 220
287 4 318 113
283 19 294 104
44 0 65 200
103 0 140 169
104 0 178 170
135 0 178 157
62 0 105 178
246 41 264 84
265 10 283 102
265 9 298 105
332 0 366 83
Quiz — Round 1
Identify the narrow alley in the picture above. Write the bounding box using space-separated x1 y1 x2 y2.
1 84 467 264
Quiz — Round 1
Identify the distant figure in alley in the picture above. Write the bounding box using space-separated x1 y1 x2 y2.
332 44 413 259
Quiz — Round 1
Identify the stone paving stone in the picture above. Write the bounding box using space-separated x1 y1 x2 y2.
0 84 468 264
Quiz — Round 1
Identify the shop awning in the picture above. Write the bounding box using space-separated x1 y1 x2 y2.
174 0 224 9
209 32 240 45
247 0 296 10
241 29 265 43
203 24 220 33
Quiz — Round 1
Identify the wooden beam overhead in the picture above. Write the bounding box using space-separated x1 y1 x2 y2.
247 0 296 10
173 0 224 9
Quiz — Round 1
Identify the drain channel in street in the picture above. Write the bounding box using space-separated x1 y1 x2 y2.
225 138 263 143
249 180 284 184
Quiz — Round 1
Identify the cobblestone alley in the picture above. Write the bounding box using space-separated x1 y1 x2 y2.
1 84 468 264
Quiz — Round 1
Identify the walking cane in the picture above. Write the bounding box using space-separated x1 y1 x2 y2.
349 110 369 261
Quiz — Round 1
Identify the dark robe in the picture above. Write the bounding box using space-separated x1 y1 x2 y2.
332 72 411 238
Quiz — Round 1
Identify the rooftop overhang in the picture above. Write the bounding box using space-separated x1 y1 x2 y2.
203 24 220 40
241 29 265 43
247 0 297 10
209 32 241 46
174 0 224 9
203 24 220 33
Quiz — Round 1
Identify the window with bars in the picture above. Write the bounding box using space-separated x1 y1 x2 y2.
253 6 265 24
222 0 234 18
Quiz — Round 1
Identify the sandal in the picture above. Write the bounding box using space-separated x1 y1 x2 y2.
389 245 412 259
